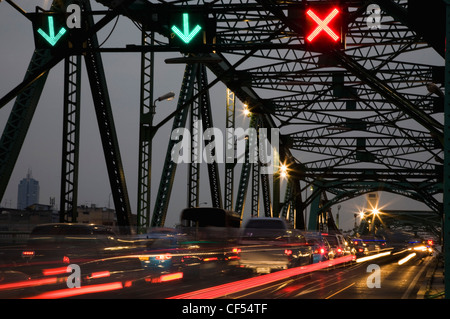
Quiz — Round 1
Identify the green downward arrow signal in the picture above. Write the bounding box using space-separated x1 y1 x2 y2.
171 13 202 44
37 16 67 46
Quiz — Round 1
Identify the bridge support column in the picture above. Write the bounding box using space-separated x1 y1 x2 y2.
308 188 321 231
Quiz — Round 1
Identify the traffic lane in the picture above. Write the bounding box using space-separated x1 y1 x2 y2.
332 255 434 299
61 268 252 299
224 261 363 299
40 255 356 299
226 253 434 299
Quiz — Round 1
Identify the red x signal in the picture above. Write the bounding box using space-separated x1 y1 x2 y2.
306 8 340 42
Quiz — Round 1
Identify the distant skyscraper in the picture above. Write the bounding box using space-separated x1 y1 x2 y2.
17 169 40 210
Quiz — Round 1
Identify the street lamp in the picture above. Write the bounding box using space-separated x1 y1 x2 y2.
155 91 175 104
152 91 175 117
280 163 288 179
242 104 251 117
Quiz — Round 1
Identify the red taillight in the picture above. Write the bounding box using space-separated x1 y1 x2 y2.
203 257 218 262
232 248 241 254
155 254 172 260
150 272 184 283
284 249 293 256
160 272 183 282
319 248 325 254
22 251 35 258
227 256 240 260
427 240 434 246
337 248 342 253
42 267 70 276
88 271 111 279
63 256 70 264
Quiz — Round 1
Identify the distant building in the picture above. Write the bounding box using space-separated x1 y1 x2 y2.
17 170 39 210
77 204 116 226
0 204 58 231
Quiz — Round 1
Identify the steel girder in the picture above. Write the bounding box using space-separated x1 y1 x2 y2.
136 29 155 233
0 48 51 206
59 54 82 223
90 0 443 229
151 63 197 227
1 0 445 237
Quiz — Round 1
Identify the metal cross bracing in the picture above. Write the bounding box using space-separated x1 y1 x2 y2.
0 0 137 234
0 1 446 243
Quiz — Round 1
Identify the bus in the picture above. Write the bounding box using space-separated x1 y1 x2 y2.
178 207 242 278
180 207 241 228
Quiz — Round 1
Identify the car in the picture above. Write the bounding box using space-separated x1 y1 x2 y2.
238 217 312 274
175 208 242 279
349 235 387 257
303 232 332 263
322 233 347 259
16 223 152 286
131 228 184 282
19 223 118 270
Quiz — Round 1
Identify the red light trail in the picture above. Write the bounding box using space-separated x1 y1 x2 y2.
168 255 355 299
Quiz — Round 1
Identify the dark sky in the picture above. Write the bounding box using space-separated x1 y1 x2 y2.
0 1 438 231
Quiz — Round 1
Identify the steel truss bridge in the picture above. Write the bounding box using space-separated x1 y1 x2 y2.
0 0 449 293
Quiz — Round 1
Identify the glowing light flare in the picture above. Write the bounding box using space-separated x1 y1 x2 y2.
355 251 391 263
398 253 416 265
242 104 251 117
279 163 288 179
306 8 340 42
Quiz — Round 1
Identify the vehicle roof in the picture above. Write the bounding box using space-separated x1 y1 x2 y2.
243 217 292 229
30 223 115 235
245 217 289 222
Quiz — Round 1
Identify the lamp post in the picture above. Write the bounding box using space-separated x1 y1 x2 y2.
138 91 175 234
